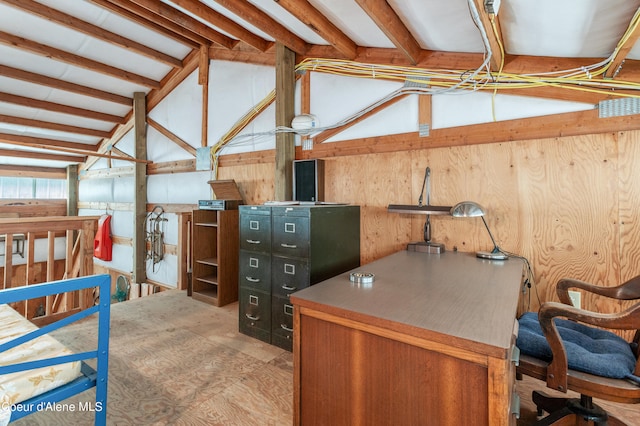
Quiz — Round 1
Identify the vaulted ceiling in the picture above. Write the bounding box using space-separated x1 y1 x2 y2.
1 0 640 171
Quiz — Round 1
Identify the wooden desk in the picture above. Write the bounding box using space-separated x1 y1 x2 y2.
291 250 524 426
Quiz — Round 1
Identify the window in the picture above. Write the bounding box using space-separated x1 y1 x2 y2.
0 177 67 199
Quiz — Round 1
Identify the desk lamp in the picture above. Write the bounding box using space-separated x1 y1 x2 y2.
450 201 508 260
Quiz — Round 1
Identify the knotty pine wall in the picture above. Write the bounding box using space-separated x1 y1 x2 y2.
219 129 640 316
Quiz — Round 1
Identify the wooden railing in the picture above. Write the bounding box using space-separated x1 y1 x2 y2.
0 216 99 324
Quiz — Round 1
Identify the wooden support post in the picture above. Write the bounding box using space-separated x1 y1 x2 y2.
80 219 96 309
3 234 12 289
200 45 210 148
132 92 147 287
300 71 311 150
67 164 78 216
177 212 191 291
275 42 296 201
418 94 432 137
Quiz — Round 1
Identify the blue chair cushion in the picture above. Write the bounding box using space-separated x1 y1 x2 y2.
517 312 638 381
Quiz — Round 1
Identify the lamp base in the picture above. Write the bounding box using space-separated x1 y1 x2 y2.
408 241 445 254
476 250 508 260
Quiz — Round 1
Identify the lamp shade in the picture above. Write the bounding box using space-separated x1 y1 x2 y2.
450 201 486 218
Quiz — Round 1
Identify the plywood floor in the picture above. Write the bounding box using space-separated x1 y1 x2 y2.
11 289 640 425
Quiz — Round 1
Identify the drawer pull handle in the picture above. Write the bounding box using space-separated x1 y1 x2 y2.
246 313 260 321
282 284 297 291
246 239 261 244
281 243 297 249
281 324 293 332
246 277 260 283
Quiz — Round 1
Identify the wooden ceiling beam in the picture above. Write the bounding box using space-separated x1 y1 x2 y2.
276 0 357 59
0 164 68 178
0 30 160 89
604 17 640 78
0 92 124 124
307 45 640 83
315 94 409 144
168 0 272 52
148 118 196 157
0 149 85 165
93 0 210 47
0 134 151 163
88 0 199 49
0 64 131 106
0 115 111 138
0 0 183 68
124 0 238 49
0 133 98 152
210 44 276 67
211 0 309 54
354 0 422 65
470 0 504 73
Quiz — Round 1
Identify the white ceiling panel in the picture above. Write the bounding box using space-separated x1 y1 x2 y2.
501 0 640 57
389 0 486 52
311 0 394 48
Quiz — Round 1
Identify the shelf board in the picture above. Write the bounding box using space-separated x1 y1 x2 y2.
196 275 219 285
196 257 218 266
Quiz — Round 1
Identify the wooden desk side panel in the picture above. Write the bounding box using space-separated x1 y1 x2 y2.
297 314 490 426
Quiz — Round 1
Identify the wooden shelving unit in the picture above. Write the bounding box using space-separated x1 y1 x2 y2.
191 209 239 306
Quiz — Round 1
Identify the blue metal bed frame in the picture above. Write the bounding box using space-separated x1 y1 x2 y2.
0 274 111 425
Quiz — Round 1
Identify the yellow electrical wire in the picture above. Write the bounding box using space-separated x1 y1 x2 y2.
210 89 276 179
490 14 505 122
208 7 640 178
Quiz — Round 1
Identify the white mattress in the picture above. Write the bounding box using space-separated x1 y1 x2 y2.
0 303 81 421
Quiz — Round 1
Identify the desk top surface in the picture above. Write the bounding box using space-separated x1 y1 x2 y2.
291 250 524 351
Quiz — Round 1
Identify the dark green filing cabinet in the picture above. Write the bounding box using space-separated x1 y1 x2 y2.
239 204 360 351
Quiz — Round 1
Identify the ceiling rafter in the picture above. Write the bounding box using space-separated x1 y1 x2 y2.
0 115 111 138
0 64 131 106
604 19 640 78
0 30 161 89
124 0 239 50
470 0 504 72
275 0 357 59
167 0 272 53
0 0 183 68
0 148 86 164
0 92 124 124
354 0 423 65
211 0 310 55
93 0 210 47
0 133 152 164
88 0 199 49
0 133 99 152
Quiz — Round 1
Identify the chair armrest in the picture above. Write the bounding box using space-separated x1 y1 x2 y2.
557 277 640 305
538 301 640 391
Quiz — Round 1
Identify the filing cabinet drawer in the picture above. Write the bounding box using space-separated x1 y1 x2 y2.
239 250 271 291
238 287 271 344
240 214 271 252
271 296 294 351
271 215 310 258
272 256 310 299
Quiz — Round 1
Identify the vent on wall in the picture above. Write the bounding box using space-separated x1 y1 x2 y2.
599 98 640 118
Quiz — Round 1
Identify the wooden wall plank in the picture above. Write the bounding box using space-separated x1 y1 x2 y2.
218 129 640 318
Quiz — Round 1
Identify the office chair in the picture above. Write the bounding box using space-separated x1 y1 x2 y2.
516 276 640 425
